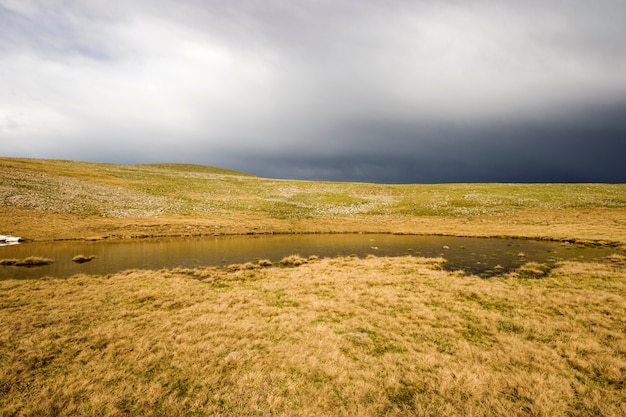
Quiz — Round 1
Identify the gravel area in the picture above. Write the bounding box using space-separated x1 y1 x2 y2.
0 166 171 218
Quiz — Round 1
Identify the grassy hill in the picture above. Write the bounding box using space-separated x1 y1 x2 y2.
1 157 626 245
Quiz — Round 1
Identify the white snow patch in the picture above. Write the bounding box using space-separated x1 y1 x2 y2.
0 235 22 246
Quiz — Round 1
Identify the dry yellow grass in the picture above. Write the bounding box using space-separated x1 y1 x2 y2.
1 256 624 416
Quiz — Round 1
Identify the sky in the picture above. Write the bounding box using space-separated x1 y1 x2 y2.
1 0 626 183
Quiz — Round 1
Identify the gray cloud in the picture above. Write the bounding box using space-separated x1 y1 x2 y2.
1 0 625 182
224 99 626 183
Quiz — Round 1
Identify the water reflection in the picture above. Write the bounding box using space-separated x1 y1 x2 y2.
0 234 619 279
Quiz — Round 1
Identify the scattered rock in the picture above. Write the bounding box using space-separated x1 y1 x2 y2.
224 351 241 362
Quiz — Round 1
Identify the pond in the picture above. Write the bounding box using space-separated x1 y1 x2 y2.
0 234 620 279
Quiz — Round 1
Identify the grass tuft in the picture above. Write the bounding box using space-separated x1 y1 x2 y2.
606 254 626 265
71 255 96 263
257 259 273 267
226 262 258 271
279 254 309 267
0 256 53 267
516 262 551 279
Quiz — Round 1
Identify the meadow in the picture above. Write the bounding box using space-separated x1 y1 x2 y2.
1 157 625 415
1 157 626 246
1 256 625 416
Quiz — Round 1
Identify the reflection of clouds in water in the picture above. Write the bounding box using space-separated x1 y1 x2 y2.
0 235 617 279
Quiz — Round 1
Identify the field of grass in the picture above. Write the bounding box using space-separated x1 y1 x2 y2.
1 157 625 415
2 157 626 246
1 256 625 416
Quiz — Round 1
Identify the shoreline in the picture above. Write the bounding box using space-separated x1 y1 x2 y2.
3 208 625 251
12 230 623 250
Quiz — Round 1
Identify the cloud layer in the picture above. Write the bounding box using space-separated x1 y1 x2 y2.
2 0 626 182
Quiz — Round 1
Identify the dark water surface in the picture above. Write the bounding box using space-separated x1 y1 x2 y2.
0 234 620 279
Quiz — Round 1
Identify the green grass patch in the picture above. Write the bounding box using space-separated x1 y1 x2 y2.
3 157 626 221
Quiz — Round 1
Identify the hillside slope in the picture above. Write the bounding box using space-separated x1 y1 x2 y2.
1 157 626 245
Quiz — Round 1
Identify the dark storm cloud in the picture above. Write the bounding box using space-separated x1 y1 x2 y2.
1 0 625 182
230 100 626 183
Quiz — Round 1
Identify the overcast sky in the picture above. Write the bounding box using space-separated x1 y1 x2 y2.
1 0 625 183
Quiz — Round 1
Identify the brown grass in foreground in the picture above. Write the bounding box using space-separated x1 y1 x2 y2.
1 256 625 416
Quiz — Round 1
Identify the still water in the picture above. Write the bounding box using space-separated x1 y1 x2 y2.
0 234 619 279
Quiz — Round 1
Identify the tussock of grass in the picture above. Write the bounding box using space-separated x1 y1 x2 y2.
607 253 626 265
226 262 258 271
1 256 624 416
515 262 551 279
0 256 53 267
257 259 273 267
71 254 96 263
279 254 309 266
